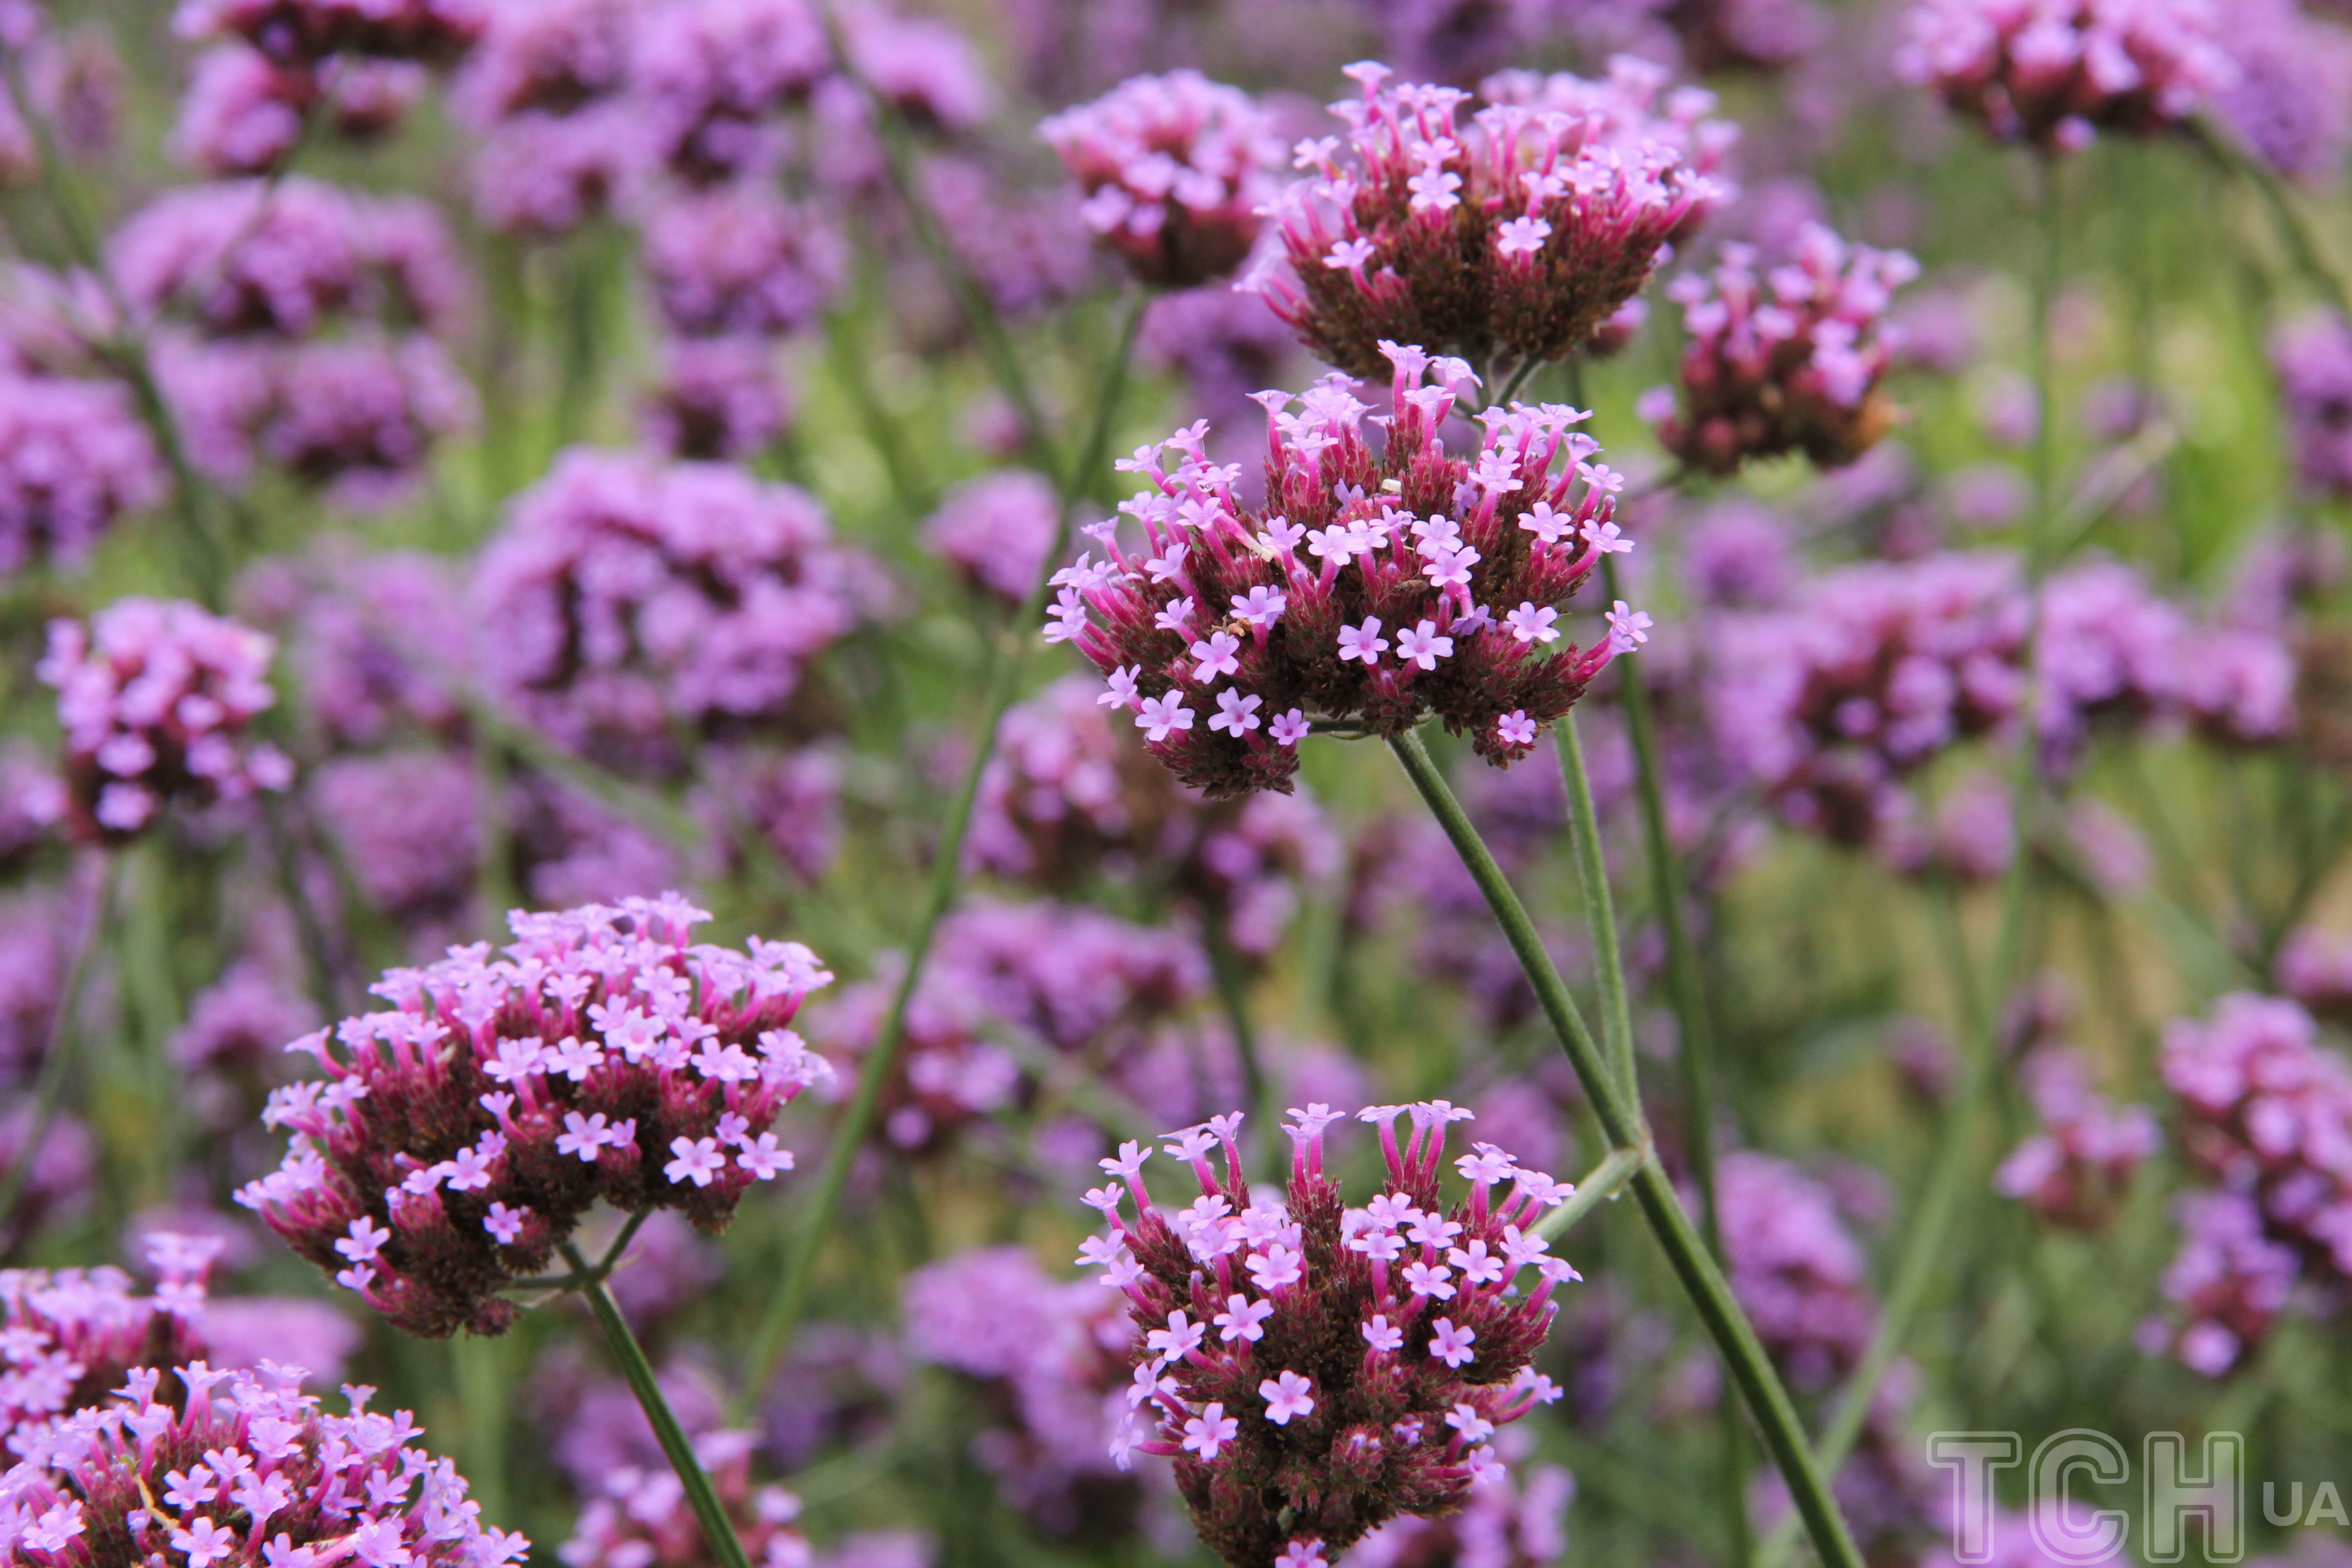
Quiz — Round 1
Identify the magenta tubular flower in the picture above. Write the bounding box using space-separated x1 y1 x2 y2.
644 337 794 462
36 598 292 843
969 675 1342 956
924 470 1061 604
1643 224 1918 477
904 1245 1153 1537
0 1360 527 1568
1895 0 2235 152
1046 347 1633 796
0 1237 218 1434
172 0 487 67
2154 993 2352 1373
561 1430 809 1568
1995 1049 2158 1230
643 186 846 339
470 449 877 777
1040 70 1284 289
2271 311 2352 501
109 177 466 340
235 894 833 1337
1254 61 1725 381
0 371 167 572
1079 1102 1576 1566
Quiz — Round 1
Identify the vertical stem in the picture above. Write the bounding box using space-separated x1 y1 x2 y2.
1557 711 1637 1098
735 295 1147 1411
451 1334 512 1528
0 856 115 1250
560 1241 752 1568
1388 729 1866 1568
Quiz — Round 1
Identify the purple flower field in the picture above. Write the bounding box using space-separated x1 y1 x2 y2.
0 2 2346 1567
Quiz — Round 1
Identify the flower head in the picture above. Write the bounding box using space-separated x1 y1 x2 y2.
1078 1101 1575 1562
1044 352 1632 793
173 0 488 68
37 598 291 844
1042 70 1284 288
237 894 831 1337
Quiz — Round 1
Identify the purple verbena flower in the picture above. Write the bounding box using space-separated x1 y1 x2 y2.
235 894 832 1337
643 186 845 339
1041 70 1284 289
1080 1101 1574 1565
1047 348 1631 794
1346 1435 1572 1568
0 371 167 572
1895 0 2235 153
924 470 1061 604
172 46 426 175
630 0 828 184
2271 311 2352 501
1643 223 1919 477
1995 1048 2158 1230
643 337 794 462
0 1236 216 1434
560 1430 807 1568
36 598 292 843
0 1360 528 1568
172 0 487 68
1254 60 1728 380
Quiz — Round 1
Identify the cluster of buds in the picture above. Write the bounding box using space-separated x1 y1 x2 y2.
969 675 1343 956
561 1429 810 1568
1041 70 1285 289
2153 993 2352 1373
1254 61 1725 381
0 1237 216 1433
1642 224 1919 476
1895 0 2236 152
0 1360 526 1568
173 0 489 69
1078 1102 1575 1567
1994 1049 2159 1229
1045 345 1641 797
37 598 293 842
235 894 833 1338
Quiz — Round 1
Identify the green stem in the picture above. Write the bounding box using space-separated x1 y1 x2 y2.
1531 1146 1643 1241
1387 729 1866 1568
560 1240 752 1568
1558 710 1636 1098
735 294 1147 1414
1204 921 1271 1142
0 857 114 1250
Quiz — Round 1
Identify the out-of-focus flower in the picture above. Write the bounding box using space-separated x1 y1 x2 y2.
0 1359 528 1568
469 103 642 235
0 1237 216 1432
1659 0 1829 72
1643 224 1919 477
1041 71 1284 289
110 177 466 339
471 449 878 778
644 187 846 339
1048 347 1630 795
560 1429 809 1568
1255 60 1726 380
2280 925 2352 1026
173 0 488 67
239 544 468 750
2153 993 2352 1373
905 1245 1154 1537
2273 311 2352 501
1142 279 1313 436
695 745 844 885
173 46 427 174
197 1296 363 1387
1996 1049 2158 1228
310 750 480 937
236 894 832 1337
37 598 292 843
1079 1103 1575 1564
1895 0 2235 153
643 337 794 462
925 470 1061 604
631 0 828 184
1347 1434 1573 1568
969 675 1342 956
1715 1151 1875 1392
0 371 166 572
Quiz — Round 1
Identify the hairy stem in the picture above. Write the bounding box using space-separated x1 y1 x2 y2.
561 1240 752 1568
1388 729 1865 1568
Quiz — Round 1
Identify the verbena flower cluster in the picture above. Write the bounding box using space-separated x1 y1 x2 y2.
0 371 167 572
0 1359 526 1568
236 894 833 1337
2152 992 2352 1375
969 673 1342 956
0 1239 215 1434
2271 311 2352 502
1895 0 2236 152
174 0 489 68
924 470 1062 604
1254 60 1726 380
1080 1102 1575 1566
471 449 879 778
174 47 428 175
1041 70 1284 289
560 1428 808 1568
1345 1432 1570 1568
1995 1048 2158 1230
1046 345 1640 796
37 597 293 841
1642 223 1920 476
